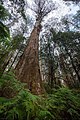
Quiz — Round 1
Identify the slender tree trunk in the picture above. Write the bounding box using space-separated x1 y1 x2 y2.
0 53 13 76
65 47 80 83
15 20 44 94
50 65 55 88
69 54 80 82
8 46 23 72
59 53 71 87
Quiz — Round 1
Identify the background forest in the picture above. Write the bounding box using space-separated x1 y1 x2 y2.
0 0 80 120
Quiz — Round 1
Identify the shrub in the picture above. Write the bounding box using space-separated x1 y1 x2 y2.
0 72 54 120
47 87 80 120
0 90 54 120
0 72 25 98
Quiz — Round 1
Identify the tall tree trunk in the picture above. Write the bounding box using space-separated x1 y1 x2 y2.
69 53 80 82
8 46 23 72
0 52 13 76
59 53 71 87
65 47 80 83
15 20 44 94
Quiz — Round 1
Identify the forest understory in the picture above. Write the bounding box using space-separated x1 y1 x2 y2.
0 72 80 120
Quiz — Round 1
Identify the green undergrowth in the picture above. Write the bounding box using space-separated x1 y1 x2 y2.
0 72 80 120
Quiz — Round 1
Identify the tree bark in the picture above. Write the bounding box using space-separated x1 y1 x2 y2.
59 53 71 87
15 20 44 94
0 52 13 76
